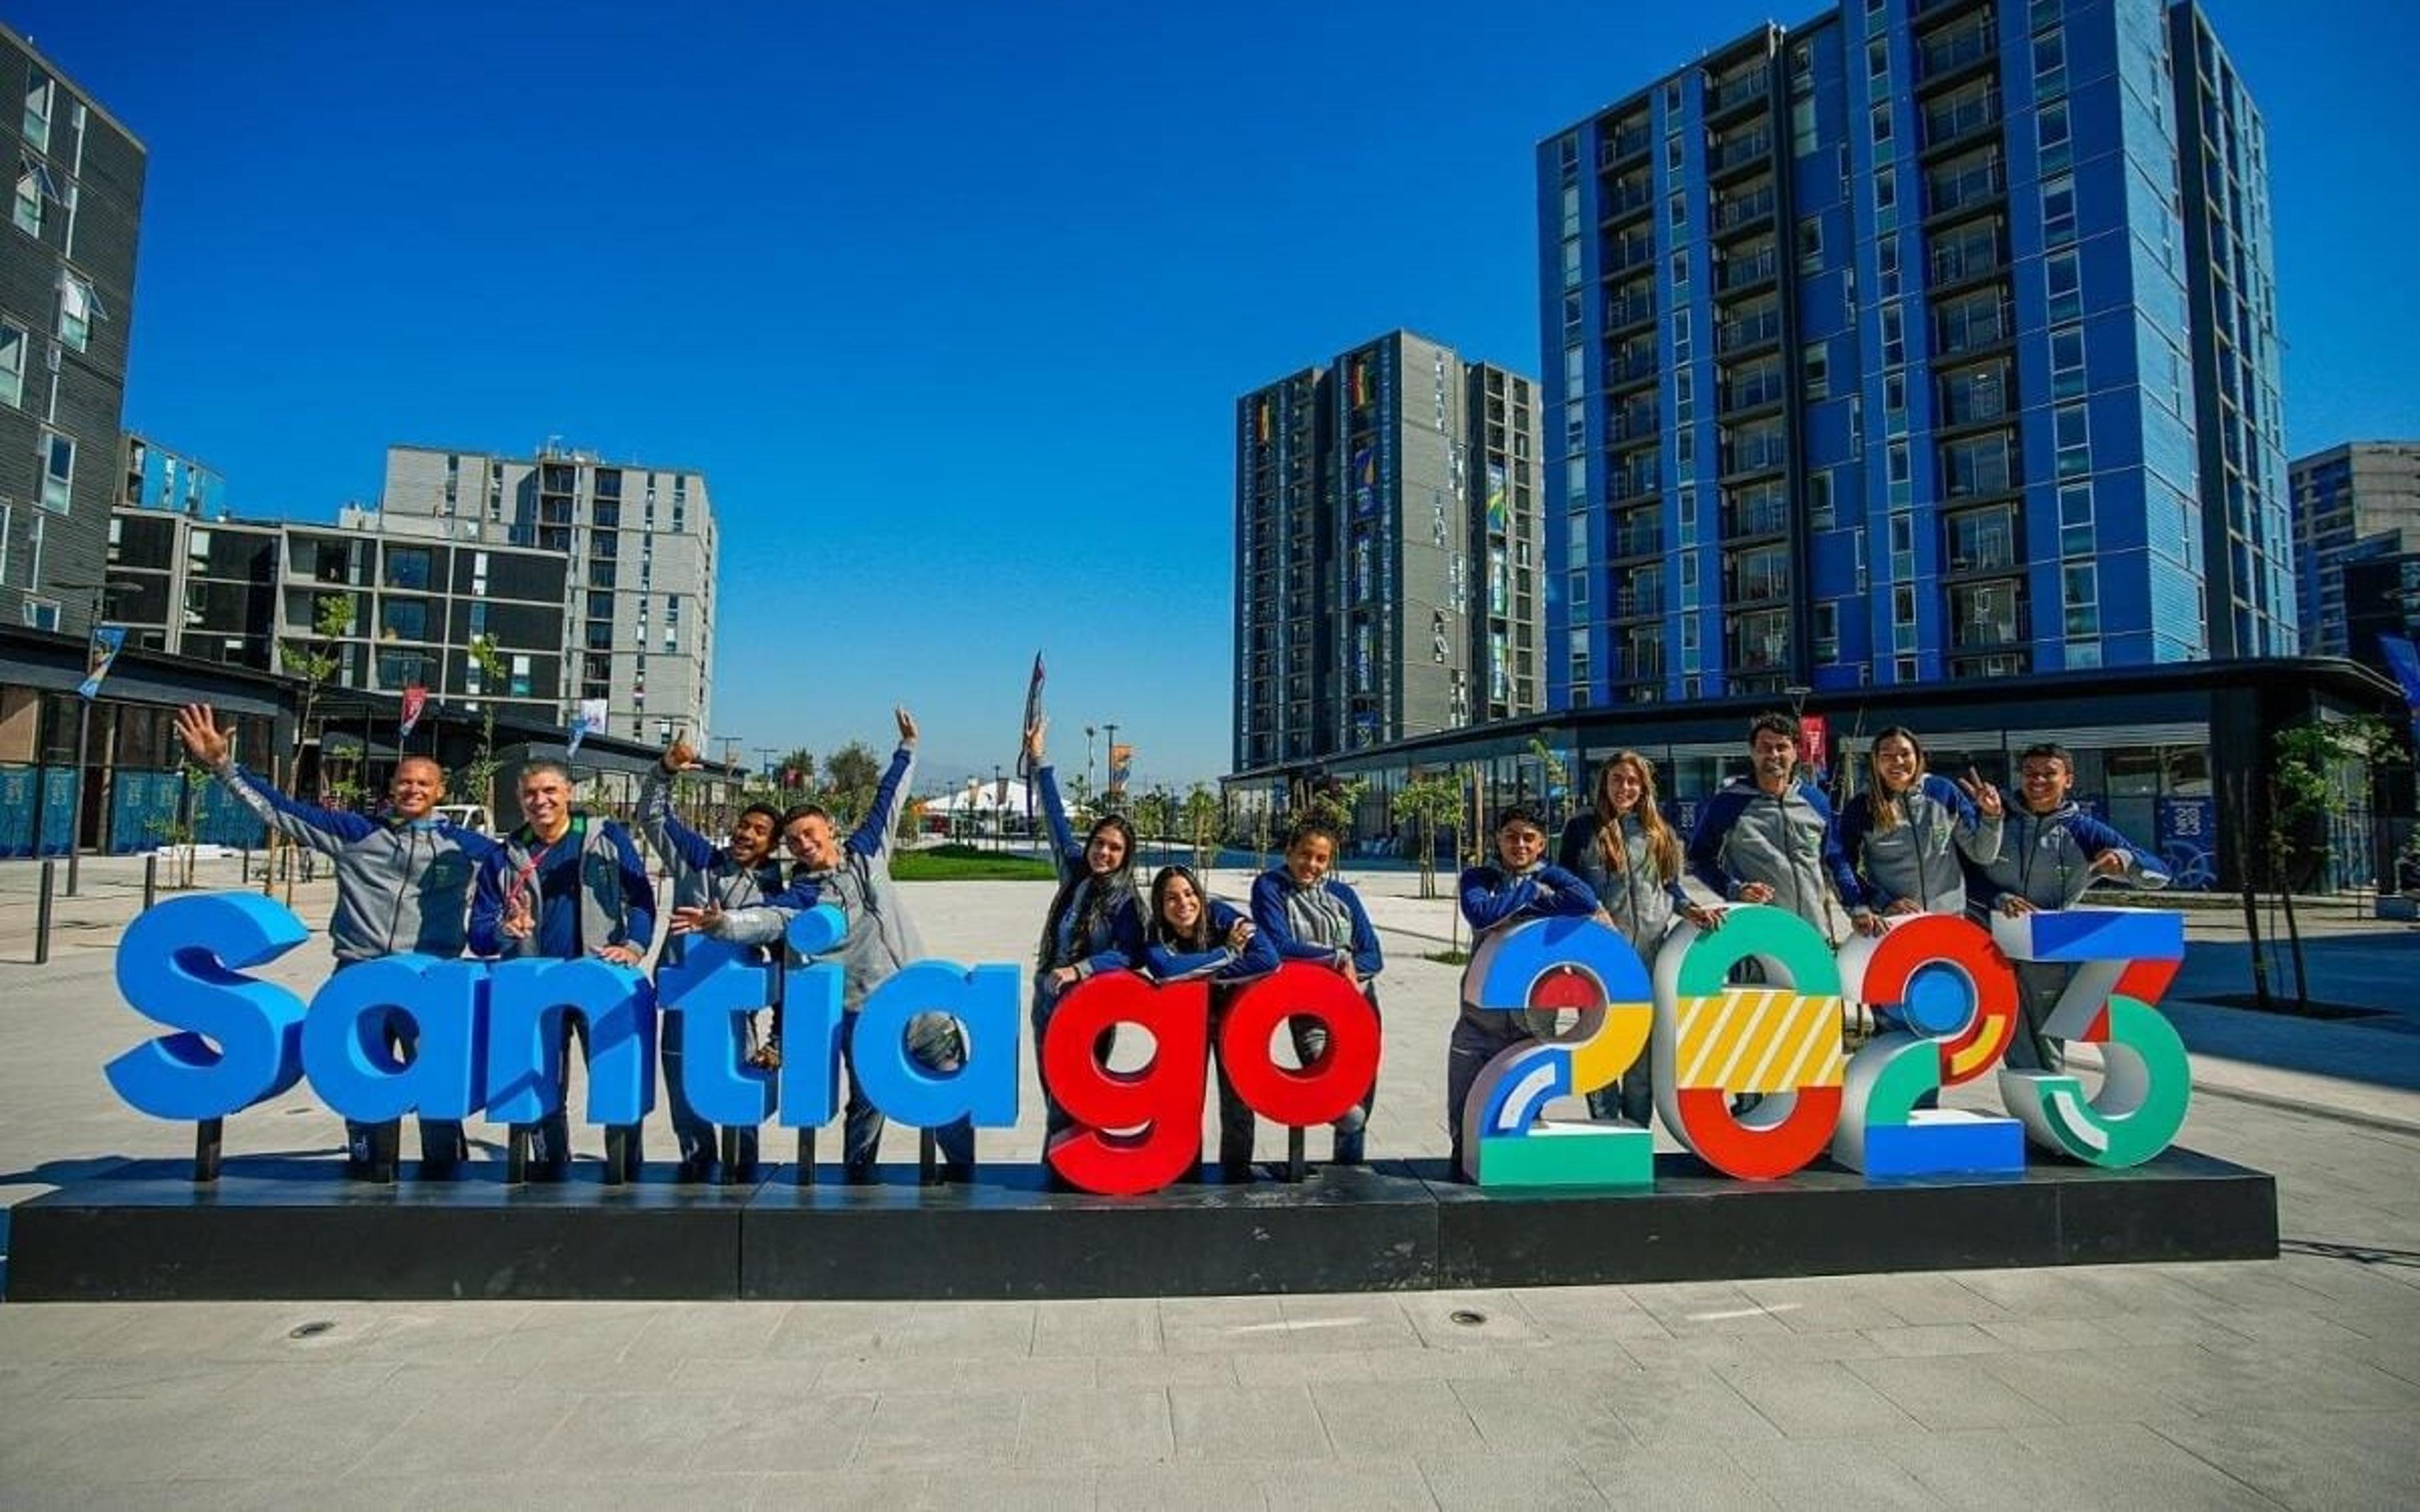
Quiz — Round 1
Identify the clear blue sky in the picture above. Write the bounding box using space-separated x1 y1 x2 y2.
13 1 2417 790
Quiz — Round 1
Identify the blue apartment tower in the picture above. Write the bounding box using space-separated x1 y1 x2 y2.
1539 0 2292 711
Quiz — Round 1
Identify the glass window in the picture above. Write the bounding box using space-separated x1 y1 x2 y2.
2034 27 2067 96
1802 343 1829 399
2045 249 2082 323
1808 469 1835 528
1877 236 1899 297
381 598 429 641
2055 402 2090 477
58 274 93 351
384 546 432 590
2060 481 2095 556
39 427 72 511
0 319 24 408
1872 103 1893 146
1881 302 1904 366
1671 248 1689 286
1876 165 1896 210
1797 216 1823 273
11 167 38 236
2042 174 2077 246
2050 324 2086 398
1887 439 1911 484
23 67 52 151
2038 99 2072 173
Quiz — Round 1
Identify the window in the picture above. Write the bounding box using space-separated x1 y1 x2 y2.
1561 184 1580 237
0 318 24 408
1561 236 1581 290
1672 307 1691 357
2034 26 2066 97
1667 135 1683 173
2045 249 2082 323
2041 175 2077 246
1792 97 1817 156
59 273 95 350
1884 371 1908 418
1869 37 1889 79
1808 469 1835 528
2063 563 2099 637
1872 103 1893 146
39 427 73 511
1670 248 1689 286
1877 235 1900 297
23 68 53 151
384 546 432 590
1797 216 1823 274
23 595 60 631
1668 192 1687 228
12 163 39 237
381 598 429 641
2054 401 2091 477
2059 482 2094 556
1802 343 1830 399
2038 99 2072 173
1887 439 1911 484
2050 324 2086 398
1875 165 1896 212
1881 302 1905 367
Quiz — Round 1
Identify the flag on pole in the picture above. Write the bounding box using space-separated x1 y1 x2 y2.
76 625 125 701
1015 651 1046 779
567 697 609 758
1109 743 1135 796
398 685 430 746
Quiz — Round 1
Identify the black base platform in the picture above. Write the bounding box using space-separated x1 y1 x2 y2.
4 1149 2277 1302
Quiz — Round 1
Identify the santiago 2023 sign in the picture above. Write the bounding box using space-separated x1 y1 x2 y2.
103 892 2190 1195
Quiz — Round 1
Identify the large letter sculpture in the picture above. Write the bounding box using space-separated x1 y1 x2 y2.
1992 909 2190 1167
1042 972 1211 1196
105 893 309 1120
1832 914 2024 1176
1217 961 1383 1135
1652 905 1845 1179
302 955 491 1122
1458 917 1655 1186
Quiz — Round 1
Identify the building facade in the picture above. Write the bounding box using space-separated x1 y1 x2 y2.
118 431 227 517
1 26 144 636
1233 331 1543 770
2290 441 2420 659
1538 0 2292 711
99 444 717 742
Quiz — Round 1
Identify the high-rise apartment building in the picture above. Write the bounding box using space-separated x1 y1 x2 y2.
1539 0 2292 710
379 444 717 744
1233 331 1543 770
2290 442 2420 658
1 26 143 636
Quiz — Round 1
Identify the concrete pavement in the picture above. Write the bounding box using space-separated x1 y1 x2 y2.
0 856 2416 1508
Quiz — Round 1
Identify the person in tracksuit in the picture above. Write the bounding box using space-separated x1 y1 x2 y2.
1250 813 1383 1165
1448 803 1602 1173
1557 752 1719 1128
1142 862 1279 1179
1023 718 1147 1147
1970 742 2168 1072
691 708 973 1180
469 760 656 1178
1688 712 1871 945
175 702 501 1179
1837 726 2005 931
635 733 794 1181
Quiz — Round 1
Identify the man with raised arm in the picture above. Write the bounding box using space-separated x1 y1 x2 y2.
679 707 974 1181
173 702 502 1179
636 732 795 1181
469 760 657 1178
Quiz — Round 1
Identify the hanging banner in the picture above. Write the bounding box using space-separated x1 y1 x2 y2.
398 686 430 746
78 626 127 701
566 697 609 758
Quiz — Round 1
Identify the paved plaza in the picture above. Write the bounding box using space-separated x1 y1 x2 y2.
1 854 2416 1508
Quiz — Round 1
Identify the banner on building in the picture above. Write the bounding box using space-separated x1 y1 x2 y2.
1799 713 1829 777
78 626 126 701
2155 796 2218 891
566 698 609 759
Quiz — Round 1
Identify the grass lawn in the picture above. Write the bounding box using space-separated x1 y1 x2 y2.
891 844 1058 881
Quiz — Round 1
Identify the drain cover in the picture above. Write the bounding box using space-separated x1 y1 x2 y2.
287 1320 335 1339
1448 1309 1487 1327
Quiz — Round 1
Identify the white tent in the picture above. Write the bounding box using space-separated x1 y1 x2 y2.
922 778 1037 815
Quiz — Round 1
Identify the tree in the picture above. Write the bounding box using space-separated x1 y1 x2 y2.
773 747 817 793
1132 789 1173 868
1528 737 1571 828
2265 714 2404 1012
455 634 510 818
1394 770 1465 900
281 592 355 754
823 740 881 820
1183 783 1222 874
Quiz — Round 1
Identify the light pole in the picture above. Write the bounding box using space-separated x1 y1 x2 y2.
993 763 1004 849
1103 721 1120 805
49 580 125 896
1084 724 1097 803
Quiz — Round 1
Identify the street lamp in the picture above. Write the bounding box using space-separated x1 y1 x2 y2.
1084 724 1097 801
993 763 1004 849
1103 721 1120 804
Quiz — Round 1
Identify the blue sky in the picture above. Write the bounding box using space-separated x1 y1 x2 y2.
13 0 2417 790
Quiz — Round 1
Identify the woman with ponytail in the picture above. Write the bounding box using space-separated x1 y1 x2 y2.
1555 751 1719 1126
1836 726 2003 927
1143 863 1278 1179
1024 718 1146 1145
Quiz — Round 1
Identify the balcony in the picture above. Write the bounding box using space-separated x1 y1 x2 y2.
1616 581 1664 617
1941 436 2017 499
1714 183 1777 234
1926 157 2005 220
1612 524 1663 560
1605 230 1656 275
1916 18 1996 84
1935 296 2014 357
1718 309 1783 355
1604 178 1653 220
1608 400 1658 444
1603 291 1656 332
1724 497 1790 537
1928 224 2005 288
1727 563 1792 604
1610 462 1661 503
1922 88 2001 152
1720 369 1787 415
1717 244 1779 293
1952 613 2025 651
1945 510 2020 576
1605 348 1660 389
1707 127 1773 177
1707 64 1771 118
1614 650 1666 682
1601 120 1652 166
1938 366 2013 427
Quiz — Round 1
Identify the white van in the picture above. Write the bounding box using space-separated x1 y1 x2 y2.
432 803 495 835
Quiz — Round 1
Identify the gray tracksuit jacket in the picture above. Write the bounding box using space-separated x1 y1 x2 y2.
635 769 787 966
1686 777 1864 941
1838 774 2003 917
216 762 496 963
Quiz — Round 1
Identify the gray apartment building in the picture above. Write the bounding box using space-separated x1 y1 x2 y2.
1 25 142 636
2291 441 2420 660
100 443 717 742
1234 331 1543 770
